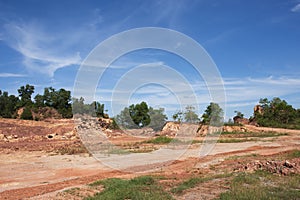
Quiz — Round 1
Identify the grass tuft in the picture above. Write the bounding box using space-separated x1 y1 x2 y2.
171 173 231 194
218 170 300 200
146 136 174 144
87 176 174 200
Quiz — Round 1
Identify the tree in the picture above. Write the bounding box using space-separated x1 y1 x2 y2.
34 94 45 107
56 89 72 118
184 105 199 123
116 107 137 129
128 102 150 128
148 107 168 131
0 90 19 118
172 111 183 122
42 87 72 118
72 97 85 115
18 84 34 107
43 87 56 107
88 101 105 117
72 97 105 118
116 102 167 130
234 110 244 118
255 97 297 127
20 106 33 120
201 102 224 126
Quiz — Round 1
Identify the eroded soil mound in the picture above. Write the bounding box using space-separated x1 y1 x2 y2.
0 118 83 153
234 158 300 175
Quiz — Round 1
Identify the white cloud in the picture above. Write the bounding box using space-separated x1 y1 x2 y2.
291 3 300 12
0 73 26 77
223 76 300 103
2 22 82 77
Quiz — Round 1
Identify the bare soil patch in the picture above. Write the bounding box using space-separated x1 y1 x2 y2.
0 118 299 199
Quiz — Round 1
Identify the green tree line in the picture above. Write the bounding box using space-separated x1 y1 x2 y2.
254 97 300 129
0 84 105 120
2 84 299 130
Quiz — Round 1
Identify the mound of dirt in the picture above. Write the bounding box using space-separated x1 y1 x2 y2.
0 118 80 153
17 107 63 120
234 158 300 175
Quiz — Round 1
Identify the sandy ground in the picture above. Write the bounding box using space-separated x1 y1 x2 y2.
0 118 299 199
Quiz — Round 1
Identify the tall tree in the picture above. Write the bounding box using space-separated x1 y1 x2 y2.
116 102 167 130
56 88 72 118
255 97 296 127
184 105 199 123
234 110 244 118
72 97 85 115
129 101 150 127
172 111 183 122
148 107 168 131
201 102 224 126
0 90 19 118
18 84 34 107
34 94 45 107
42 87 72 118
116 107 137 129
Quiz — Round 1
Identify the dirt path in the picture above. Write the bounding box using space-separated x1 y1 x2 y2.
0 118 299 199
1 132 299 199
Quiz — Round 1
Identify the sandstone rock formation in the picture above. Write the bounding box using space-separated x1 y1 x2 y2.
254 105 263 114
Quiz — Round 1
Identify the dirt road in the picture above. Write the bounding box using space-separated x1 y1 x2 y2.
0 119 299 199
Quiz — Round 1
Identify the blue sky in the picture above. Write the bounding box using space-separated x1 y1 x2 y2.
0 0 300 120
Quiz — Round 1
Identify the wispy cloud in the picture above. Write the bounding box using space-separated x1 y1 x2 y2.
0 73 26 77
2 22 82 77
291 3 300 12
223 76 300 103
204 28 239 46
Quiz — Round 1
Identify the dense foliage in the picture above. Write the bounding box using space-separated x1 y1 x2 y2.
116 101 167 130
184 105 199 123
0 90 19 118
72 97 106 118
0 84 105 120
1 84 299 131
172 105 199 123
254 97 300 129
201 102 224 126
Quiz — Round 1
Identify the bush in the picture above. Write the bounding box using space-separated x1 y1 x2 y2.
21 107 33 120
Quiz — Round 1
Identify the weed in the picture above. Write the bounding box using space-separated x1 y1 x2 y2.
218 170 300 200
171 173 231 194
146 136 174 144
217 138 256 143
288 149 300 158
87 176 174 200
221 131 288 138
64 187 80 195
57 145 88 155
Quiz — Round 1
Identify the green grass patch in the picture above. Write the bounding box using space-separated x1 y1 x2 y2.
87 176 174 200
217 138 256 143
221 131 288 138
171 177 209 194
287 149 300 159
171 173 231 194
63 187 80 195
191 139 202 144
145 136 174 144
218 170 300 200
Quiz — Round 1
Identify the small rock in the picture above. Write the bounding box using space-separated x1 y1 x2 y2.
284 160 293 168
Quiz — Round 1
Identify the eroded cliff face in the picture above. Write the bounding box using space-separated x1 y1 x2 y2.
160 122 256 137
